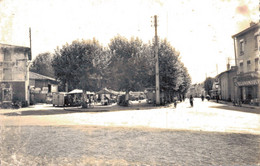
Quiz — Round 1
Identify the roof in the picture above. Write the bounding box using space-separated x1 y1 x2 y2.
0 43 30 52
0 43 30 49
216 66 237 79
29 72 57 82
232 22 260 38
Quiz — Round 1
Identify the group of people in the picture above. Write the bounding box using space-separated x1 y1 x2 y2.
173 94 212 109
172 95 194 108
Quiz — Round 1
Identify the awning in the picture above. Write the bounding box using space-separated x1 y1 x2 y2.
68 89 83 94
96 88 118 95
68 89 95 94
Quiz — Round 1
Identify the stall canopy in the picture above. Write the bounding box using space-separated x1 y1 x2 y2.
96 88 121 95
68 89 83 94
68 89 94 95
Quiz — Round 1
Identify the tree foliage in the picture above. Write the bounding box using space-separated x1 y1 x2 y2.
52 39 103 92
106 36 154 91
30 52 55 77
204 77 214 95
157 39 191 100
49 36 191 100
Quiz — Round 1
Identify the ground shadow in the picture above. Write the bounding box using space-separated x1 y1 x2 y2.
64 104 162 113
1 109 78 116
209 105 260 115
1 104 164 116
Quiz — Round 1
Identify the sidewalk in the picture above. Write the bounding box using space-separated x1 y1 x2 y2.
212 99 260 110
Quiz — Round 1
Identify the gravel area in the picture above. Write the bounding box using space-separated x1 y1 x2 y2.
1 125 260 165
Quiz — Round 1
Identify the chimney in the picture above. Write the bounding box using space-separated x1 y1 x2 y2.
227 63 230 70
250 21 256 26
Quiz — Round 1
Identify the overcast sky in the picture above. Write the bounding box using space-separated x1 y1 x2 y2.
0 0 258 83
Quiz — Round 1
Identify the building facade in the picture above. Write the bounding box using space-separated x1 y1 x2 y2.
0 43 31 107
216 66 238 101
29 72 58 104
232 22 260 105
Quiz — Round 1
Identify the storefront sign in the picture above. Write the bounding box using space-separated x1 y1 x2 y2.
237 79 260 86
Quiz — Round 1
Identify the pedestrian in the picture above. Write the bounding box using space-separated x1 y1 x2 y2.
201 94 204 101
189 95 194 107
216 94 219 103
206 95 210 101
173 96 178 108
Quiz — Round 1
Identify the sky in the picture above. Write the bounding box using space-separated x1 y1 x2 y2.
0 0 259 83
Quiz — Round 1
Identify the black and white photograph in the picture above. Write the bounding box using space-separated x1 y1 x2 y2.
0 0 259 165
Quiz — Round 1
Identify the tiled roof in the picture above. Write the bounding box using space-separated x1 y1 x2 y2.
29 71 56 82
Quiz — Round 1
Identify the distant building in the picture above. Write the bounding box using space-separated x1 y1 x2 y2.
0 43 31 107
29 71 58 104
215 66 238 101
232 22 260 105
187 83 205 98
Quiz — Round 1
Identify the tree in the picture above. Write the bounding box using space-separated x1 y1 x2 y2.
107 36 153 91
52 39 103 92
157 39 191 101
30 52 55 77
204 77 214 95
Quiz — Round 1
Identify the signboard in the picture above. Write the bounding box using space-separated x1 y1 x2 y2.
236 79 260 86
41 87 48 94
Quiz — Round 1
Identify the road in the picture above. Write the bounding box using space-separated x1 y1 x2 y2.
0 99 260 165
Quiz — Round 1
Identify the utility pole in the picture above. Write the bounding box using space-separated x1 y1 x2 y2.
153 15 160 105
29 27 32 60
216 64 218 75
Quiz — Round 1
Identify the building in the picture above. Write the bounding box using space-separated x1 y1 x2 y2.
215 66 238 101
29 71 58 104
187 83 205 98
232 22 260 105
0 43 31 107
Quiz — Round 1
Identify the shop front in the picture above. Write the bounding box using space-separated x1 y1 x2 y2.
235 72 260 105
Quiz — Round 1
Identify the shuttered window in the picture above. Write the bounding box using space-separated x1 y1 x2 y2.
3 68 12 80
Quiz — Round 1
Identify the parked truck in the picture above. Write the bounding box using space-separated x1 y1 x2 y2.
52 92 68 107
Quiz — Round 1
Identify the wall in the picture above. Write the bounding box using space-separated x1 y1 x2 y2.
0 44 30 105
219 72 229 100
228 69 238 101
235 26 259 73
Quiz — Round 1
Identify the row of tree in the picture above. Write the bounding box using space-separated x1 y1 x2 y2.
30 36 191 102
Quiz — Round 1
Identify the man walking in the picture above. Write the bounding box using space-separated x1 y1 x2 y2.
189 95 194 107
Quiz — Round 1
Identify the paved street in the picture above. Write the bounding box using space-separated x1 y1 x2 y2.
0 99 260 165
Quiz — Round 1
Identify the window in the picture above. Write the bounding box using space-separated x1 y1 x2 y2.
239 40 245 55
247 60 251 72
254 35 258 50
239 62 243 73
0 70 2 80
255 58 259 71
3 68 12 80
3 49 11 61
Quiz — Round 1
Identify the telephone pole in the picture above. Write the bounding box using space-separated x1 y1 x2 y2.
153 15 160 105
29 27 32 60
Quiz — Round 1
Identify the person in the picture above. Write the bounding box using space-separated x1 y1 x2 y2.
216 94 219 103
173 96 178 108
206 95 210 101
201 94 204 101
189 95 194 107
